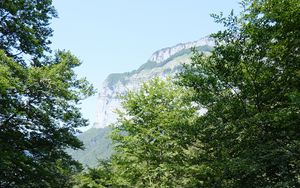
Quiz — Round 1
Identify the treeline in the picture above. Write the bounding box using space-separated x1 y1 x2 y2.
75 0 300 187
0 0 299 187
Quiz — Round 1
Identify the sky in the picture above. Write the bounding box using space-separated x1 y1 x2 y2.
50 0 241 131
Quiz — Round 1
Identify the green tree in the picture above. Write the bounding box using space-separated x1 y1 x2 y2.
0 0 95 187
0 0 57 63
108 78 199 187
179 0 300 186
0 50 94 187
74 160 115 188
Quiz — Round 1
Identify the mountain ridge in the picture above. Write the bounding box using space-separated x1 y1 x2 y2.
149 36 213 63
94 36 214 129
70 37 214 167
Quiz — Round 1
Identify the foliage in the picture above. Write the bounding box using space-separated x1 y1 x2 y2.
74 160 115 188
76 79 199 187
0 50 94 187
179 0 300 186
110 78 199 187
0 1 96 187
74 0 300 187
0 0 57 63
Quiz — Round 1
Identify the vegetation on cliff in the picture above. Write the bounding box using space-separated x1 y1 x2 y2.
76 0 300 187
1 0 299 187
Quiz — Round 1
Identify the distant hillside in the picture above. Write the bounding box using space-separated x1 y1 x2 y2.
70 37 214 167
68 127 112 167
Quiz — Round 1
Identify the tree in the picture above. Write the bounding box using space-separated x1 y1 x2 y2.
0 0 57 63
0 1 95 187
179 0 300 186
75 0 299 187
74 160 115 188
0 50 94 187
107 78 200 187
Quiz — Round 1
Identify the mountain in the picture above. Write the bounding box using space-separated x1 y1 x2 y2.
94 37 214 129
71 37 214 167
67 127 112 167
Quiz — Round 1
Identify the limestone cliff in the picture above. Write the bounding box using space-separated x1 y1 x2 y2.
93 37 213 128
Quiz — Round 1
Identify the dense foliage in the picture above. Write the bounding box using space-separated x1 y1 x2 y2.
110 78 198 187
0 50 94 187
75 78 199 187
77 0 299 187
0 0 94 187
179 0 300 186
74 160 115 188
0 0 57 63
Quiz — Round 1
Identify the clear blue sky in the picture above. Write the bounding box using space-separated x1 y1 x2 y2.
50 0 241 131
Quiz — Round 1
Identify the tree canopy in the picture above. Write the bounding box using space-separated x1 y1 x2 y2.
0 0 57 63
77 0 300 187
111 78 198 187
0 0 95 187
3 0 298 187
179 0 300 186
75 78 199 187
0 50 94 187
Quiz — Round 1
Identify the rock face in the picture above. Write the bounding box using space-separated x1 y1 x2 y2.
93 37 214 128
149 37 214 63
71 36 214 167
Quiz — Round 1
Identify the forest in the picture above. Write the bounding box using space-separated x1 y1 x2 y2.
0 0 299 187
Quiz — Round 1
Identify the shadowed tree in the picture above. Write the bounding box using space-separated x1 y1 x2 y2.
179 0 300 186
0 0 95 187
0 0 57 64
0 50 94 187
